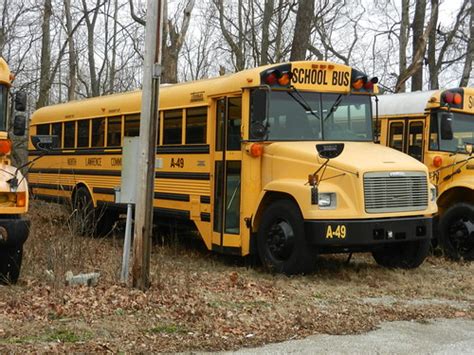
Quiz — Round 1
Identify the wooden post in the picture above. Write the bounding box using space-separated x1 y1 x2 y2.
132 0 163 290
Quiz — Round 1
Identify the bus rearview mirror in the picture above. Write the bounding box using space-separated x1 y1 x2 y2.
31 135 59 152
316 143 344 159
440 112 453 140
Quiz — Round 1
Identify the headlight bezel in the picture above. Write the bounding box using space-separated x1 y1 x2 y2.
318 192 337 209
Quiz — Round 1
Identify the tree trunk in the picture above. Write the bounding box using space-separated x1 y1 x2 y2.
64 0 77 101
36 0 52 109
460 0 473 87
427 0 439 89
411 0 427 91
260 0 274 65
290 0 314 61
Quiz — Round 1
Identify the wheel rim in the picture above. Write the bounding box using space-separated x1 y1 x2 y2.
448 215 474 258
266 218 295 261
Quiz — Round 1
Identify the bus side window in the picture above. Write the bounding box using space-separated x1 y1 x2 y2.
52 122 63 148
37 123 50 135
77 119 90 148
124 114 140 137
408 121 423 161
107 116 122 147
91 118 105 147
163 109 182 145
64 121 75 148
227 98 241 150
185 107 207 144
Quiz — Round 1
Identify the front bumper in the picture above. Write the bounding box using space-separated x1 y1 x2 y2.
305 216 432 252
0 217 30 247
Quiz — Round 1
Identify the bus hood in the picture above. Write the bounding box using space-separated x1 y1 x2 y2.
262 141 428 181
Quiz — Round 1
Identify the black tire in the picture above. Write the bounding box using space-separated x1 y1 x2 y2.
72 187 96 236
439 203 474 261
372 239 430 269
0 246 23 284
257 200 315 274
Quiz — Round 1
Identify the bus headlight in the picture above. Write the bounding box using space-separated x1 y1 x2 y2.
430 186 437 202
318 193 336 209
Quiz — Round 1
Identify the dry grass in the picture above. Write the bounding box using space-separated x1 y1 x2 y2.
0 200 472 352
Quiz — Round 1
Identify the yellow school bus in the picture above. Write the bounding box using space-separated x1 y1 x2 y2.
0 58 29 283
28 61 437 274
377 88 474 260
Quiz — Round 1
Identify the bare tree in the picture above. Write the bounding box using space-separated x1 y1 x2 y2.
460 0 473 87
36 0 52 108
411 0 427 91
398 0 410 92
64 0 77 101
290 0 313 61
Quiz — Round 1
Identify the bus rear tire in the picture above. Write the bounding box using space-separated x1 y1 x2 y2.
372 239 430 269
439 203 474 261
257 200 315 275
72 186 96 236
0 246 23 284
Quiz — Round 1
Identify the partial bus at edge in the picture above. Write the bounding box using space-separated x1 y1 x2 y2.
377 88 474 260
28 61 437 274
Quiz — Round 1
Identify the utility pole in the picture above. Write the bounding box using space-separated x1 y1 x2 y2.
132 0 163 290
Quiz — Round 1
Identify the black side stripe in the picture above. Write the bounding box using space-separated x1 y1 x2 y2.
29 168 210 181
154 192 190 201
30 183 73 191
156 145 210 154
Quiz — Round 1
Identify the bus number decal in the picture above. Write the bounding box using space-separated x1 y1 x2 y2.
111 157 122 167
67 158 77 166
325 224 347 239
170 157 184 168
469 96 473 109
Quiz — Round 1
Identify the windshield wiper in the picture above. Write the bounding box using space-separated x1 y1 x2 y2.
323 94 343 121
287 86 321 120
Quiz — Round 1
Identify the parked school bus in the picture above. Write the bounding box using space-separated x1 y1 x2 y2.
377 88 474 260
28 61 437 274
0 58 29 283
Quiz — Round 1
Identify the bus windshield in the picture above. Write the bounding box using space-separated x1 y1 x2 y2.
430 111 474 153
250 89 373 141
0 85 7 131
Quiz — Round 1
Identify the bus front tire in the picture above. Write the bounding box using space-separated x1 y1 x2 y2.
257 200 315 275
439 203 474 261
0 246 23 284
372 239 430 269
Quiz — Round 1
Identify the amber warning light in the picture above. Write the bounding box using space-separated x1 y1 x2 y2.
442 89 463 108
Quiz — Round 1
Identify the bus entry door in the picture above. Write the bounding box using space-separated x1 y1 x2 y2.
211 97 243 253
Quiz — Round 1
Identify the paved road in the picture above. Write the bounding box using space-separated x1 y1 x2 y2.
230 318 474 354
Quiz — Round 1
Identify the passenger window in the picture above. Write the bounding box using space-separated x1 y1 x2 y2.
64 122 75 148
52 123 62 148
77 120 90 148
163 109 182 145
124 114 140 137
91 118 105 147
186 107 207 144
37 124 50 135
107 116 122 147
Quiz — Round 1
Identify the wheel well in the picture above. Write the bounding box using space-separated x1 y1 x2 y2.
437 187 474 214
71 183 94 208
252 191 300 232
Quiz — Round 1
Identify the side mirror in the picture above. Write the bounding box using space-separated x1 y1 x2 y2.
14 91 27 112
440 112 453 140
316 143 344 159
31 135 59 152
465 143 473 156
13 114 26 136
250 89 269 139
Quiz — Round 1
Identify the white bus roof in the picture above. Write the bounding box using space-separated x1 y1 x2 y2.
375 90 437 116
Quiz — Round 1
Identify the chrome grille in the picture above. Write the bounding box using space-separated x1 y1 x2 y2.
364 172 428 213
